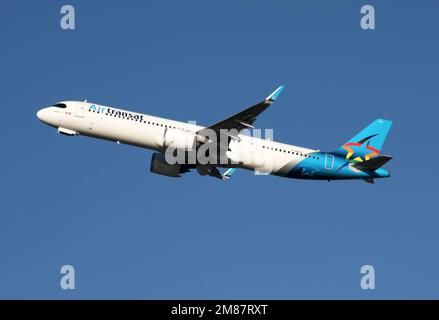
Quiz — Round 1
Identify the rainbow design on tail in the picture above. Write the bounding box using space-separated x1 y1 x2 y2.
335 119 392 162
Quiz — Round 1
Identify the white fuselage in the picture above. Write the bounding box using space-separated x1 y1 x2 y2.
37 101 320 177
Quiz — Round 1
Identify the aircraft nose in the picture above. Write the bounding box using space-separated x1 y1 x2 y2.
36 108 48 122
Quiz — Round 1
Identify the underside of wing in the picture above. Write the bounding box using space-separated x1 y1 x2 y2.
195 164 237 180
197 85 285 138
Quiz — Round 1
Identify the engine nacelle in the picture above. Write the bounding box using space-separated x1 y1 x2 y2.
158 128 196 151
150 152 182 177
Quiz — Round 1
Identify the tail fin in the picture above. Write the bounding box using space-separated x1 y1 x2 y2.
335 119 393 162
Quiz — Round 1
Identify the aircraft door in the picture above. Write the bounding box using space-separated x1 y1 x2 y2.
75 104 85 118
324 154 334 170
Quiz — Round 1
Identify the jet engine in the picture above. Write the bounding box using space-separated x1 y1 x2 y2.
150 152 183 177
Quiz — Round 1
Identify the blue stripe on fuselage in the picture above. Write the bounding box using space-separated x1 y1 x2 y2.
288 152 379 180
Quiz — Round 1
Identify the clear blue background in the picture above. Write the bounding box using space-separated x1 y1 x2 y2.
1 0 438 299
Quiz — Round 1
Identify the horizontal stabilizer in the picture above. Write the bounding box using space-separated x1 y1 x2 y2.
353 155 392 172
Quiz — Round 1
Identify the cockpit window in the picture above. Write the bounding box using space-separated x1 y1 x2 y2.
54 103 67 108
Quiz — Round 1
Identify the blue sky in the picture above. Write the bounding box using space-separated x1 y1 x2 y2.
0 0 438 299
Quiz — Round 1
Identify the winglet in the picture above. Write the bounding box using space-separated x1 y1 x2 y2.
222 168 236 180
265 85 285 102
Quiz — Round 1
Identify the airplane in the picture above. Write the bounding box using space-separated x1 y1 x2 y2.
36 86 393 183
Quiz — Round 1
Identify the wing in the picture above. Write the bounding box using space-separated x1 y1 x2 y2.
190 86 283 180
194 165 238 180
197 85 285 138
